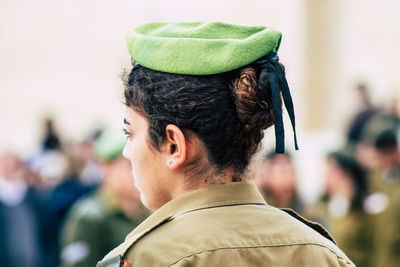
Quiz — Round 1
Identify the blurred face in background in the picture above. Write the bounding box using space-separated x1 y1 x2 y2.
356 142 380 169
106 156 141 202
324 158 354 199
256 155 297 202
0 151 22 180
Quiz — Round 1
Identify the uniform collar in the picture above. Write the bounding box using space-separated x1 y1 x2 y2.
126 181 266 240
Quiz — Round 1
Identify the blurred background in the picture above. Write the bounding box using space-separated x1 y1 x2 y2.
0 0 399 267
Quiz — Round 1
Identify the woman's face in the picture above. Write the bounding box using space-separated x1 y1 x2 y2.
324 158 354 198
122 108 172 210
256 155 296 199
107 157 141 202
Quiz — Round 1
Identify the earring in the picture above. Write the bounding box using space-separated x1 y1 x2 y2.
168 160 173 166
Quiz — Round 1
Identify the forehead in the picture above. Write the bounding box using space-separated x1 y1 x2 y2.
124 107 148 128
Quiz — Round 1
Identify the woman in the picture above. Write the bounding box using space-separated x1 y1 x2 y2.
324 150 374 267
97 22 354 266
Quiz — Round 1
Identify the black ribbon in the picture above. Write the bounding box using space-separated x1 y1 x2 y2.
255 52 299 153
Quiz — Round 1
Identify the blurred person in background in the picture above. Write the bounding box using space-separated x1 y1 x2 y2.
43 118 61 151
60 130 148 267
28 118 99 267
356 110 399 174
79 128 104 186
29 117 68 188
255 151 303 213
363 112 399 181
38 143 98 267
346 83 380 147
0 151 43 267
358 111 400 267
321 149 374 267
343 87 400 266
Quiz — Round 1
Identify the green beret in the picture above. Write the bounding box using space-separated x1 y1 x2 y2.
94 130 126 162
126 22 282 75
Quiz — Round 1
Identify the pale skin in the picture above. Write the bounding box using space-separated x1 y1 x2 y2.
325 158 355 201
256 156 297 208
122 107 233 211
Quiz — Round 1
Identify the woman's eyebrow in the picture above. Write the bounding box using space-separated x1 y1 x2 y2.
123 118 130 125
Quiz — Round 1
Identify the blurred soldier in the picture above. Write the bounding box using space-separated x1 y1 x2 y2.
356 112 399 172
0 151 42 267
322 150 374 267
255 152 303 213
42 118 61 151
346 83 380 146
359 112 400 267
60 130 148 267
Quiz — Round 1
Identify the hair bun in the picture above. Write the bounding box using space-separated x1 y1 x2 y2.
231 67 274 133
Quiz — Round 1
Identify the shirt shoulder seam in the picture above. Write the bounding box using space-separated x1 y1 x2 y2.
167 243 353 266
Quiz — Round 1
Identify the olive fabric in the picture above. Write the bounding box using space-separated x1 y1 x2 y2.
60 190 147 267
97 182 354 266
368 169 400 267
126 22 282 75
304 198 377 267
330 211 376 267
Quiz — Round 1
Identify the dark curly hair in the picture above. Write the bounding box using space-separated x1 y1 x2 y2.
124 61 281 179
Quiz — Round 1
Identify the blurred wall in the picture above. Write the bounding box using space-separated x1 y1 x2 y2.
297 0 400 202
304 0 400 130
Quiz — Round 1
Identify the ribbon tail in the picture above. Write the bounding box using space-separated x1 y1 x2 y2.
268 60 299 151
275 69 299 150
260 52 299 152
266 62 285 153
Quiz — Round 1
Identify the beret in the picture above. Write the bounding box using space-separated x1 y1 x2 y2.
94 130 126 162
126 22 282 75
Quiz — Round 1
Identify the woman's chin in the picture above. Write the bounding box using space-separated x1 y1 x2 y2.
140 195 154 211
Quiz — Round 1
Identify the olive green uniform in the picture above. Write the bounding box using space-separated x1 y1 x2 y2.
368 168 400 267
61 190 147 267
330 211 375 267
97 182 354 266
304 199 376 267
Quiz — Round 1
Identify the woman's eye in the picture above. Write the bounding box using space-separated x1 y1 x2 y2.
122 128 131 138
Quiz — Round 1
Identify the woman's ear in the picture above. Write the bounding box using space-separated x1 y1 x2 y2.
164 124 187 170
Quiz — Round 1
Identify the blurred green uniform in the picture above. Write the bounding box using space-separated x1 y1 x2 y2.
367 169 400 267
358 111 400 266
304 200 376 267
97 182 354 266
61 189 147 267
330 211 375 267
